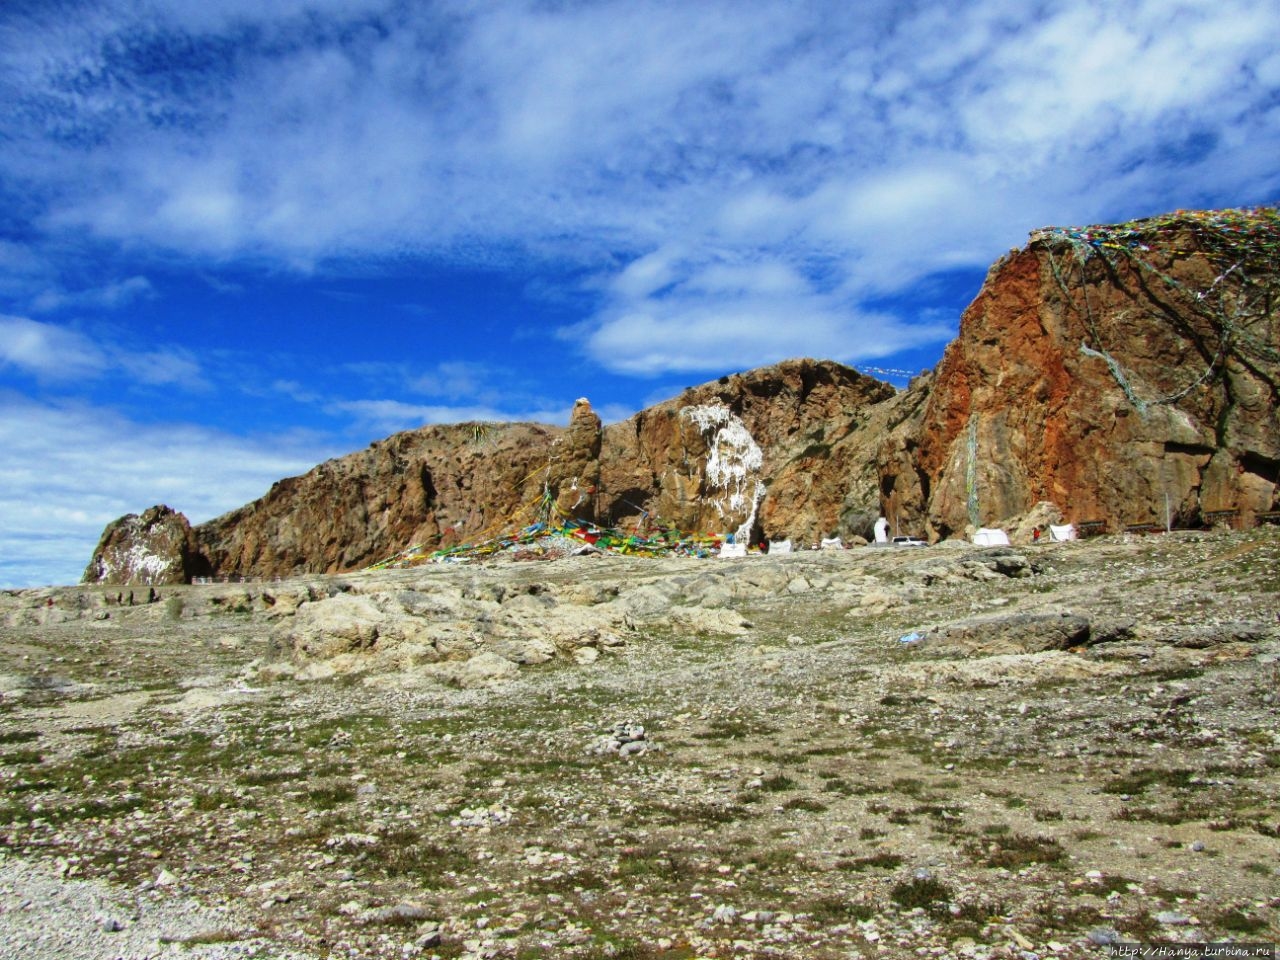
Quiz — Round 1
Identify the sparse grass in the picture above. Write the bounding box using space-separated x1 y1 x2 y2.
781 796 827 813
192 789 250 811
361 831 472 886
835 852 903 872
890 776 928 797
692 717 778 741
239 768 306 786
647 801 751 825
0 749 43 765
758 773 796 792
1102 767 1199 795
890 876 953 910
616 846 694 883
5 531 1280 958
805 895 874 923
305 783 355 809
1213 908 1268 934
1071 875 1139 897
965 833 1065 870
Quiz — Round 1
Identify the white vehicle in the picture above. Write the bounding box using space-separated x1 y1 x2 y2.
891 535 927 547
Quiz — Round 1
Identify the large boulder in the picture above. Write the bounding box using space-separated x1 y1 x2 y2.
82 505 208 586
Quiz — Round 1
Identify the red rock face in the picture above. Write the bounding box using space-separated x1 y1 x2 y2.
884 209 1280 537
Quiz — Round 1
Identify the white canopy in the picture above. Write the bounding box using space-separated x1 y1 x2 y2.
972 528 1010 546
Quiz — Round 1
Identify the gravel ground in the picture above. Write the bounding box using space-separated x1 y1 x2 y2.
0 854 317 959
1 529 1278 959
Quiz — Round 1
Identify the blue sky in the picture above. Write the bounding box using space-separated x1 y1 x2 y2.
2 0 1278 587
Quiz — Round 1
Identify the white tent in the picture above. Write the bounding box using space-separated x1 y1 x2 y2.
972 528 1010 547
719 542 747 559
769 539 793 554
1049 523 1077 542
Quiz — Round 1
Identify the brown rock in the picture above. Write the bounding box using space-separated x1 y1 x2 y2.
82 505 207 586
196 421 561 577
84 207 1280 578
598 358 900 544
548 398 603 523
881 208 1280 538
97 359 909 580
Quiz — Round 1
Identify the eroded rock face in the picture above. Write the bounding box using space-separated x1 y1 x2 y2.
82 505 208 586
598 358 902 545
89 361 909 580
196 421 563 578
880 209 1280 538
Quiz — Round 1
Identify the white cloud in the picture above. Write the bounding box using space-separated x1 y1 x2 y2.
406 361 493 399
30 275 155 313
0 394 336 587
0 315 105 380
2 0 1278 378
0 314 205 388
578 252 955 377
329 397 572 435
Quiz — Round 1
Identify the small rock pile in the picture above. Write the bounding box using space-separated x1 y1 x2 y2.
450 806 512 829
588 721 656 756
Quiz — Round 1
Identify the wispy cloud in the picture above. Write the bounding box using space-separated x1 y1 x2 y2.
30 275 155 313
574 251 955 376
0 394 335 587
0 315 205 388
329 397 574 435
3 0 1274 375
0 315 105 381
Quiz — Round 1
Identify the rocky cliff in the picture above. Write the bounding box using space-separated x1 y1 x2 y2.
88 359 905 582
597 359 905 544
880 207 1280 537
84 206 1280 583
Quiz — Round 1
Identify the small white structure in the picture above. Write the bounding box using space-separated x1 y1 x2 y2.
873 516 889 544
820 537 844 550
718 542 748 558
972 528 1011 547
1049 523 1077 542
769 539 793 554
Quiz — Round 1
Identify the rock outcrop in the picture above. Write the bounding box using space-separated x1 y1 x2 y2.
880 207 1280 538
84 207 1280 584
195 421 563 577
597 359 903 544
85 360 907 583
81 505 208 585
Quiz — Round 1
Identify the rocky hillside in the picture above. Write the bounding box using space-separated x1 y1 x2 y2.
84 207 1280 584
86 359 910 582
